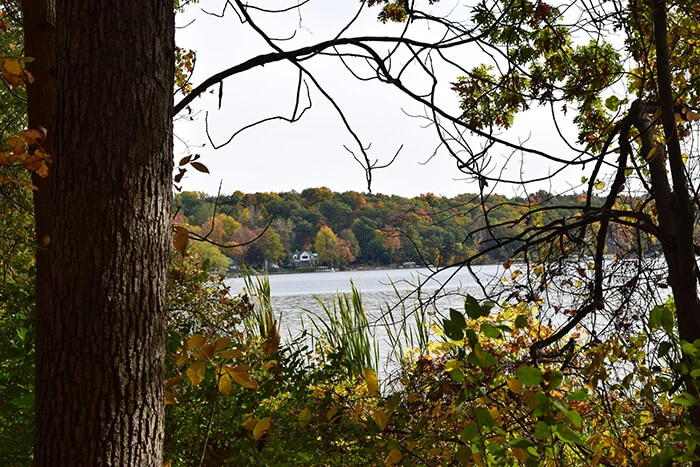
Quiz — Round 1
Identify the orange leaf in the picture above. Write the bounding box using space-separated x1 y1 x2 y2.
18 128 45 146
174 226 189 256
3 58 22 76
7 136 25 155
165 391 177 405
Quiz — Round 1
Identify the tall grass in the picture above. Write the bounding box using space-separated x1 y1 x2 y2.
304 281 379 377
242 273 278 341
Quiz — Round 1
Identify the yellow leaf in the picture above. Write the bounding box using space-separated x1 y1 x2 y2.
229 368 257 389
219 348 244 359
214 337 230 350
218 373 232 395
326 405 339 421
241 414 257 430
197 343 216 361
298 407 312 428
253 417 271 440
645 144 659 161
506 377 522 394
175 355 191 366
174 226 189 256
186 334 206 350
373 409 389 430
186 361 206 386
3 59 22 76
261 360 277 371
385 449 402 464
165 391 177 405
165 375 181 387
365 367 379 396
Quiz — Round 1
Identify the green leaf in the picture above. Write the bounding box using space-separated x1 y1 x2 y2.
473 406 495 428
533 421 551 440
566 409 582 428
443 318 464 341
604 95 620 111
547 370 564 390
658 341 673 358
566 389 589 401
509 438 535 449
465 295 490 319
460 421 480 442
533 392 550 417
480 322 502 339
468 342 498 367
450 368 465 383
450 307 467 330
516 365 543 386
650 305 674 333
514 315 528 328
554 425 585 445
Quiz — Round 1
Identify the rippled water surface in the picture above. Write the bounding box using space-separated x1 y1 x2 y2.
226 266 503 375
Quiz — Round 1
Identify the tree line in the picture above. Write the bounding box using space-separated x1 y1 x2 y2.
175 187 646 270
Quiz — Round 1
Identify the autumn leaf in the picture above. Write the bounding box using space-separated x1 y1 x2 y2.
373 409 389 430
219 348 244 359
214 337 230 350
18 128 46 146
186 361 206 386
365 368 379 396
165 391 177 405
227 365 257 389
385 449 402 465
253 417 271 440
196 343 216 361
173 226 189 256
298 407 312 428
3 58 21 76
190 161 209 173
263 323 280 356
261 360 277 371
186 334 206 350
218 372 232 395
507 377 523 394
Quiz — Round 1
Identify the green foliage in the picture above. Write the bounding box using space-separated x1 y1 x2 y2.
175 189 613 268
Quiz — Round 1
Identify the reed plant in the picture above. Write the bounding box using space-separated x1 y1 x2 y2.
242 272 278 341
304 281 379 377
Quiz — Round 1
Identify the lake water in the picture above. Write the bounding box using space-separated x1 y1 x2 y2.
226 266 504 378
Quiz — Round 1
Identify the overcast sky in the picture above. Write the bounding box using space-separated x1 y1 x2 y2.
173 0 587 199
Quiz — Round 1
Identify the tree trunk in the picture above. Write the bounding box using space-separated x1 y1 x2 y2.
27 1 175 465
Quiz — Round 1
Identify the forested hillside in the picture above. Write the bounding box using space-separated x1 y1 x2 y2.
174 188 640 269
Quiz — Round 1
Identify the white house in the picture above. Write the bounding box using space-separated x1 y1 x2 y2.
291 250 318 266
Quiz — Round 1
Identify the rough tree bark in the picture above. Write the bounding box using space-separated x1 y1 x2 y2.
25 1 175 465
